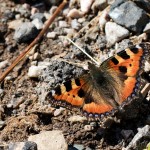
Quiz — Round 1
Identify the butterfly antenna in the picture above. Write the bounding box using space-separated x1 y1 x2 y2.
66 37 100 66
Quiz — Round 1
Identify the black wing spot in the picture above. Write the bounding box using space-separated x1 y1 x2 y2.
55 86 61 95
118 51 130 59
75 78 81 86
119 66 127 74
129 64 132 67
73 95 75 98
64 81 72 92
130 47 139 54
78 89 85 98
111 57 119 65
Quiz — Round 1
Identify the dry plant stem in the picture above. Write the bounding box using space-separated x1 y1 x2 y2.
0 0 68 83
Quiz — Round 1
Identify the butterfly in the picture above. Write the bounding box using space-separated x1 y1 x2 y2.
46 43 150 120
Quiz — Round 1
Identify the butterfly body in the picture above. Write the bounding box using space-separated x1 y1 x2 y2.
46 43 150 120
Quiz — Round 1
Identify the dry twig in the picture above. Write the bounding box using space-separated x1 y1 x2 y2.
0 0 68 83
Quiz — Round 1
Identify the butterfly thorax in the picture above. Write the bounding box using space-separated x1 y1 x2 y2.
88 62 123 108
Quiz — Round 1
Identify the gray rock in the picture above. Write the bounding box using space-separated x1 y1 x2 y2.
109 1 149 33
121 130 134 140
31 13 46 22
32 19 44 30
0 120 5 129
47 32 57 39
8 141 37 150
143 22 150 33
91 0 108 12
13 22 38 43
28 131 68 150
105 22 129 47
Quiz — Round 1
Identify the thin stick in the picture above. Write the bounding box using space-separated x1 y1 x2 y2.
0 0 68 83
66 37 100 66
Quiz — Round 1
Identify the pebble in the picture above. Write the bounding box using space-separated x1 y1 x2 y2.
13 22 38 43
0 89 4 96
84 125 94 131
99 8 109 30
28 131 68 150
109 1 149 33
54 107 65 116
68 115 87 123
28 66 46 78
144 61 150 72
105 22 130 47
71 19 81 30
31 7 39 15
32 18 44 30
47 32 58 39
31 13 46 22
8 20 23 30
91 0 108 12
15 14 21 19
67 8 84 18
49 6 58 15
63 28 76 35
22 3 31 10
33 52 40 60
121 130 134 139
80 0 94 13
0 120 5 129
8 141 37 150
0 60 8 69
143 22 150 33
58 21 69 28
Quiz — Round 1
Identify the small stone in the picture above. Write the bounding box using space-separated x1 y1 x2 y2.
68 115 87 123
109 1 149 33
80 0 94 13
32 19 43 30
0 60 8 69
62 8 69 16
8 20 23 30
0 89 4 96
49 6 58 15
8 141 37 150
63 28 76 35
28 66 46 78
0 120 5 129
13 22 38 43
22 3 31 10
47 32 57 39
105 22 130 47
54 107 65 116
84 125 94 131
92 0 108 12
78 18 86 23
15 14 21 19
31 7 39 15
67 8 84 18
144 61 150 72
99 8 109 30
121 130 134 139
31 13 46 22
58 21 69 28
143 22 150 33
28 131 68 150
71 19 81 30
33 52 40 60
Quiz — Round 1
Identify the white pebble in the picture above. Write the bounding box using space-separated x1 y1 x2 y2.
80 0 94 13
28 66 45 78
68 115 87 123
0 60 8 69
67 8 84 18
47 32 57 39
58 21 69 28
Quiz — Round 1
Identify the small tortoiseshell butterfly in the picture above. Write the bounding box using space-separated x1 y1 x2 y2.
46 43 150 120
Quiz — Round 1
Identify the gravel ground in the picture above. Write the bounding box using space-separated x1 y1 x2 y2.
0 0 150 150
